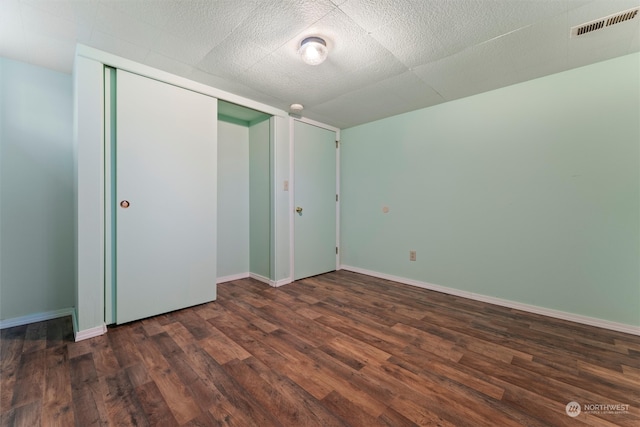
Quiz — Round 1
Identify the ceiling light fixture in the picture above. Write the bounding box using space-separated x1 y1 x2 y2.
299 37 328 65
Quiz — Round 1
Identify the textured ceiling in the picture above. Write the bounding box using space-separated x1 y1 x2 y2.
1 0 638 128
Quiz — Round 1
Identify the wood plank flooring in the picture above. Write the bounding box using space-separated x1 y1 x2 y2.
1 270 639 426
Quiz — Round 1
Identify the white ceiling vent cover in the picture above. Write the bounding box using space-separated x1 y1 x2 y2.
571 7 639 37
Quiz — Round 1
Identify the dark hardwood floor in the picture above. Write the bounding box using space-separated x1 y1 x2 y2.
1 270 639 426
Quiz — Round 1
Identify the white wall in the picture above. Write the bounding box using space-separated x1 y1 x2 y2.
0 58 75 320
272 116 291 283
217 121 250 278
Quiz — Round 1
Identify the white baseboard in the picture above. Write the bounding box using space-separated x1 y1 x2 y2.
217 272 292 288
248 273 293 288
0 308 75 330
249 272 271 285
217 272 293 288
340 265 640 336
74 323 107 342
273 278 293 287
217 273 251 284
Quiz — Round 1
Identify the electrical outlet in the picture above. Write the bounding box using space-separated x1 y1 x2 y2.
409 250 416 261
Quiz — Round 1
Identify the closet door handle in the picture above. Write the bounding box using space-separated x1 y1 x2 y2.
120 200 130 208
296 207 303 214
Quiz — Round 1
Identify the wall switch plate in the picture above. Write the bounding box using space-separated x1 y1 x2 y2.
410 250 416 261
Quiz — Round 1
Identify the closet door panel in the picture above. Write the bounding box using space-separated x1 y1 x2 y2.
116 70 217 324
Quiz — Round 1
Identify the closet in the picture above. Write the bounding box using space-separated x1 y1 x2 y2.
105 69 218 324
75 46 287 337
217 101 273 284
103 75 274 325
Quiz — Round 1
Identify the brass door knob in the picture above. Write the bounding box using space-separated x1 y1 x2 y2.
296 207 303 214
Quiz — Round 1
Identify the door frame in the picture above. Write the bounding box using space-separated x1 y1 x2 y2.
289 116 341 282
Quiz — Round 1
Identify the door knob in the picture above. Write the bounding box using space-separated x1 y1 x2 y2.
120 200 130 208
296 207 303 214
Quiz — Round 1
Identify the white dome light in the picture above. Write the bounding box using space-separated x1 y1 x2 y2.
299 37 328 65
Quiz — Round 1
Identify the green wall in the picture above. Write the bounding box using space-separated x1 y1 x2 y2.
217 121 250 278
218 117 274 281
249 119 271 279
0 58 75 320
341 53 640 327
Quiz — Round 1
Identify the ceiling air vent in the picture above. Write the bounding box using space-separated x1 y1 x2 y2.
571 7 639 37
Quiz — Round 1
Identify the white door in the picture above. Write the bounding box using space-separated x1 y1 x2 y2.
294 120 337 280
116 70 217 324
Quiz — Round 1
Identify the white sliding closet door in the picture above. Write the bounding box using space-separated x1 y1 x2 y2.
116 70 217 324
